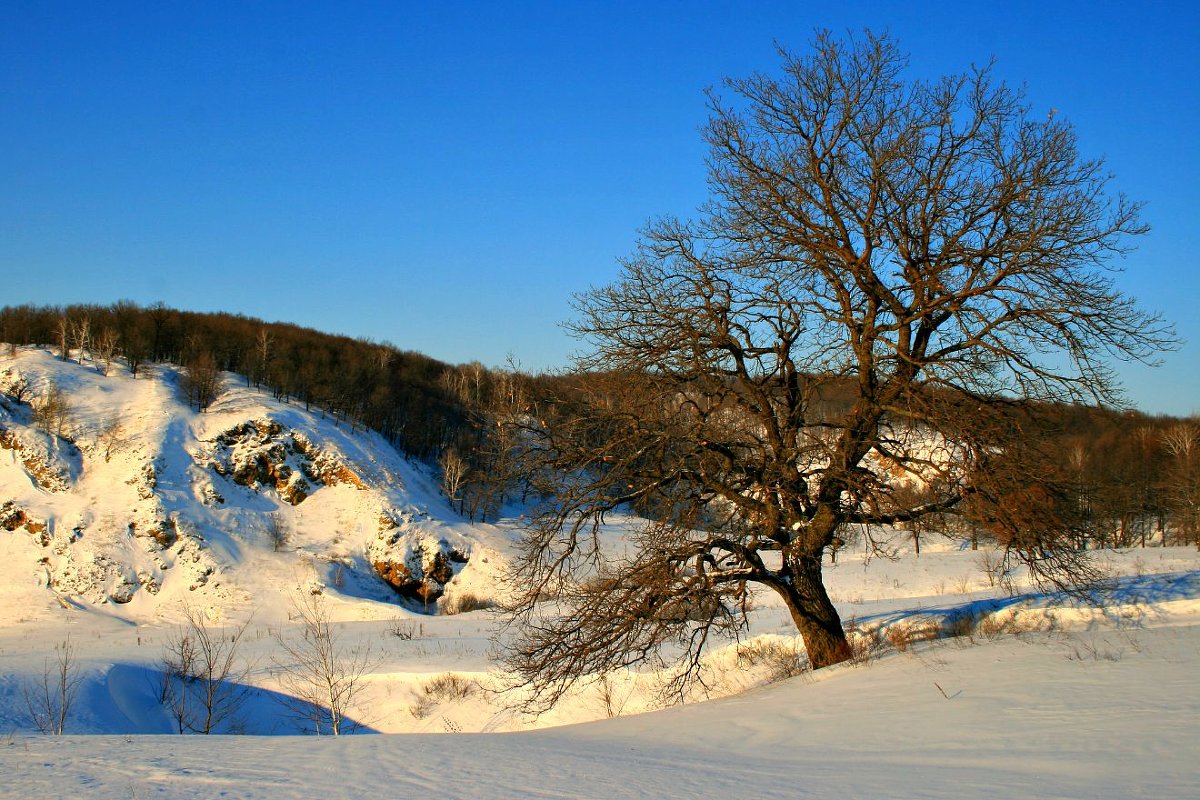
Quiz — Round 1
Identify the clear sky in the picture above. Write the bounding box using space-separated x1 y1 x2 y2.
3 1 1197 415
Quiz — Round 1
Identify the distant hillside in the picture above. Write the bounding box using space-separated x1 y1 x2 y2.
3 302 1193 554
0 347 509 624
0 302 470 458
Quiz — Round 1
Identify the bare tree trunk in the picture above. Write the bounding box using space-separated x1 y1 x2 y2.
776 553 851 669
56 316 70 361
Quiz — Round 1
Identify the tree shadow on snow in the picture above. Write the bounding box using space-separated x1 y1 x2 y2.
71 663 379 735
853 569 1200 636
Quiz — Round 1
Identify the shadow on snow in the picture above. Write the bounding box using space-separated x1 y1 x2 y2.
850 569 1200 636
71 662 380 736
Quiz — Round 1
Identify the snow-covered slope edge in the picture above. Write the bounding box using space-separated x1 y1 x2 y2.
0 346 507 626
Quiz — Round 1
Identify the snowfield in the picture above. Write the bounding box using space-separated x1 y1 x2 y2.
3 617 1198 799
1 347 1199 798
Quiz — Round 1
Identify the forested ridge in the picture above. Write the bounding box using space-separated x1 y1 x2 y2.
1 301 1196 546
0 302 465 457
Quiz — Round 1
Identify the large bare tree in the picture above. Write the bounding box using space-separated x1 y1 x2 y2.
501 31 1172 705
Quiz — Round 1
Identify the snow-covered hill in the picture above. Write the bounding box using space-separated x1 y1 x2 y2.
0 346 508 625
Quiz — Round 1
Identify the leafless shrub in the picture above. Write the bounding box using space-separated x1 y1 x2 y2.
97 416 135 462
735 638 809 682
845 622 890 666
274 592 373 735
159 605 252 734
263 512 291 552
595 671 633 718
423 672 477 701
440 592 494 615
411 673 478 719
387 618 420 640
23 635 82 734
885 626 913 652
976 549 1009 588
942 612 979 641
1066 634 1124 662
885 620 940 653
408 695 434 719
1117 628 1144 654
977 613 1027 640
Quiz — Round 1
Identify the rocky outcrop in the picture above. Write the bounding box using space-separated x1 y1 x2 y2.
206 419 369 506
0 425 75 492
292 431 368 490
208 420 311 504
131 515 178 549
45 512 221 605
1 351 498 619
127 462 157 500
0 500 49 543
370 519 469 606
372 547 456 605
46 538 140 606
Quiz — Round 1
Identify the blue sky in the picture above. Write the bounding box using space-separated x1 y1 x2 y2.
2 1 1197 415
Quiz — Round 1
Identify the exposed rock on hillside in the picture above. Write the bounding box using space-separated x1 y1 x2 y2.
0 500 48 541
371 539 467 605
48 545 138 604
370 509 469 605
291 431 368 490
0 424 78 493
133 513 178 549
205 419 369 505
40 513 222 606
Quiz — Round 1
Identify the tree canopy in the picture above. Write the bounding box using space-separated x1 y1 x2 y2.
502 31 1174 706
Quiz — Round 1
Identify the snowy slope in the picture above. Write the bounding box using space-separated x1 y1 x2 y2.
0 346 509 627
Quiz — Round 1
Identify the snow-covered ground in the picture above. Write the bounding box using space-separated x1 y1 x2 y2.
2 593 1197 799
2 346 1199 797
5 621 1199 799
